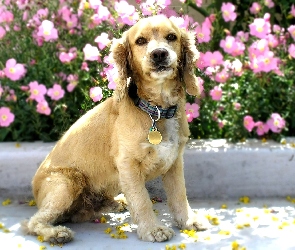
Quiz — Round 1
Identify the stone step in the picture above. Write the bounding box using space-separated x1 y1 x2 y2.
0 139 294 199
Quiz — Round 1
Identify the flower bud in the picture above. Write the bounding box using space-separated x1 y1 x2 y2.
209 14 216 23
20 86 29 91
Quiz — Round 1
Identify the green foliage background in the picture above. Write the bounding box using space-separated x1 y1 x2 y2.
0 0 295 142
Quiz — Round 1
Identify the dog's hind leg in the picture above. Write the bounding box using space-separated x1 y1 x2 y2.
26 174 84 244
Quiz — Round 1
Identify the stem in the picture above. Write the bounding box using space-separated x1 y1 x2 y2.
185 0 209 17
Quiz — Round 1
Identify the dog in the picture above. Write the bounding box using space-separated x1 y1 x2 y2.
25 15 209 244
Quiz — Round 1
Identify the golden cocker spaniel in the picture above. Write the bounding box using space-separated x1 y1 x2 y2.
25 15 209 244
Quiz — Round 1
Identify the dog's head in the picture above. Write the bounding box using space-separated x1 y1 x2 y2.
111 15 200 102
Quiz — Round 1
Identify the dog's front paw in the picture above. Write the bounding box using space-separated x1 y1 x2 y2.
176 211 210 231
138 225 174 242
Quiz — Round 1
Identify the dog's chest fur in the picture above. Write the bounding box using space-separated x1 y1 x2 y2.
140 118 180 179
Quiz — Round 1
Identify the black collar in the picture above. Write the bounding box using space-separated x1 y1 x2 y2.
128 82 177 119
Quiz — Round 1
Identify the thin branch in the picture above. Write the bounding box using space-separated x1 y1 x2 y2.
185 0 209 17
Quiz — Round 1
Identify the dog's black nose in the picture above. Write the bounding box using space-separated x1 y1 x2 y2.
151 48 168 63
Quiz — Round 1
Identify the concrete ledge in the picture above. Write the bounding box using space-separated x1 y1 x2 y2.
183 139 295 199
0 139 294 199
0 142 54 198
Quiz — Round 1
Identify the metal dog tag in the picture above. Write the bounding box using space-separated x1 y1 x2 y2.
148 127 162 145
147 106 162 145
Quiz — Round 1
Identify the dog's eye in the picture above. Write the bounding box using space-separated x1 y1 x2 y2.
166 34 177 41
135 37 147 45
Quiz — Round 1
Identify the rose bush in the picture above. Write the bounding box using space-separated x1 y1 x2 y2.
0 0 116 141
0 0 294 142
187 0 295 141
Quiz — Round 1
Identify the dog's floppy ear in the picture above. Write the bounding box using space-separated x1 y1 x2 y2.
110 31 131 102
180 29 201 97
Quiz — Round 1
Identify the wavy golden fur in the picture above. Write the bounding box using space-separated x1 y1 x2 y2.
25 15 208 243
